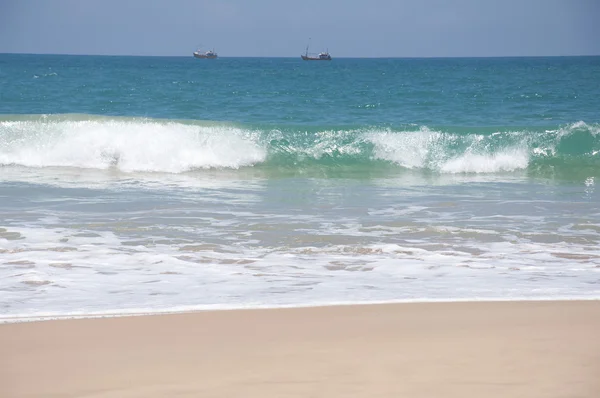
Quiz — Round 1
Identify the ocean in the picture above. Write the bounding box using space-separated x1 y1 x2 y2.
1 54 599 321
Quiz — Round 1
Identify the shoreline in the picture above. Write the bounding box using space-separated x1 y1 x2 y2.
2 296 599 324
2 300 599 397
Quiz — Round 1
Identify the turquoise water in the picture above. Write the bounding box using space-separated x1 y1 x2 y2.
2 55 599 126
2 54 599 180
1 54 599 320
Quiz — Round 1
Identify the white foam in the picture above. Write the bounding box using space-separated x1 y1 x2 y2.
368 127 530 173
2 220 599 323
565 121 600 136
439 148 529 173
368 127 437 169
0 118 266 172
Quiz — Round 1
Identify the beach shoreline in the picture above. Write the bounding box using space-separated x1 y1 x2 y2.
1 300 599 397
2 296 599 325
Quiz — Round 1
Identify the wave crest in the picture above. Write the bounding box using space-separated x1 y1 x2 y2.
0 116 266 172
1 115 598 175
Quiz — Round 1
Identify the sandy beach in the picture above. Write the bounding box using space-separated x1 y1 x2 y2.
1 300 599 397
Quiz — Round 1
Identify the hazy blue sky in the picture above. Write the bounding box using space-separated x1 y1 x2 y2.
1 0 599 57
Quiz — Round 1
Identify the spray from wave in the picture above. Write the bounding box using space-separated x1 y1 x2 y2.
0 115 265 172
1 114 598 176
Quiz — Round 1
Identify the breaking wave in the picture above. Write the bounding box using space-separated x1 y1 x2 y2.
1 114 599 177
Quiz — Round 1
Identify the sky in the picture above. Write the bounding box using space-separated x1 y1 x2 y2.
1 0 599 58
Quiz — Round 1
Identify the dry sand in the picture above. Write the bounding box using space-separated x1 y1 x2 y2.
1 300 599 397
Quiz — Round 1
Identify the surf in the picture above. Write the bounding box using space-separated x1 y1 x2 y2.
1 114 598 178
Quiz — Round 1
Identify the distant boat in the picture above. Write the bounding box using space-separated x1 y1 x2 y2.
193 49 218 59
301 41 331 61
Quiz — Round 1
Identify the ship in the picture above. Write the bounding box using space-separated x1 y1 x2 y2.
193 49 218 59
301 40 331 61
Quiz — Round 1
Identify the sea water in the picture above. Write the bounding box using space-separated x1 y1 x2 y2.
1 54 599 321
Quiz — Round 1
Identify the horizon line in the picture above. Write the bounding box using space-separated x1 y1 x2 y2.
1 52 600 59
